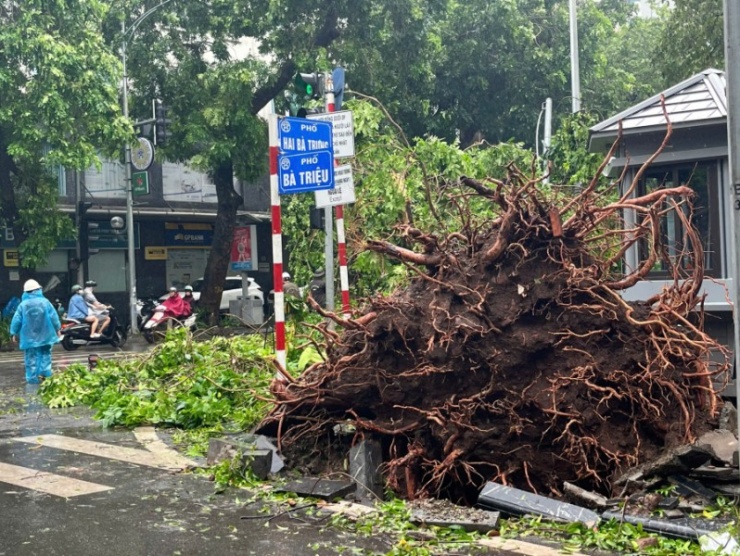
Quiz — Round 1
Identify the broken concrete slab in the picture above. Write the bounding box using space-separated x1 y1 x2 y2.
208 434 284 473
477 481 599 526
677 496 709 513
277 478 354 501
656 496 679 510
409 499 500 533
667 475 717 502
691 464 739 482
708 483 740 497
694 430 738 466
206 438 272 480
662 509 685 519
613 444 713 486
319 501 380 520
348 439 384 503
562 482 608 510
699 532 740 555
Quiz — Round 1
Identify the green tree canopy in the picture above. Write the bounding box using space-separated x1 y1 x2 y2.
656 0 724 84
334 0 661 148
0 0 130 267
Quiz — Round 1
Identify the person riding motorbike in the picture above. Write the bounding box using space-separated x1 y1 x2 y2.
67 284 102 338
82 280 110 334
82 280 111 335
182 285 195 317
161 287 188 318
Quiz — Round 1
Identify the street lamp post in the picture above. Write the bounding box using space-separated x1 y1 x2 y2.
120 0 172 333
569 0 581 113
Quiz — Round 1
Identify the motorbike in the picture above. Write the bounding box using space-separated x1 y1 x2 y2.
136 298 159 329
60 306 128 350
141 304 197 344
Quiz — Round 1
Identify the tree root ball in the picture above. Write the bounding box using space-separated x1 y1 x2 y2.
259 162 728 504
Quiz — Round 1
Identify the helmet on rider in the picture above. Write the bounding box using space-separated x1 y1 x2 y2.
169 286 178 293
71 284 82 293
85 280 97 288
23 279 42 292
184 285 193 292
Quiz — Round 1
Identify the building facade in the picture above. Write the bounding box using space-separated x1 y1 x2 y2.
589 68 734 387
0 157 272 325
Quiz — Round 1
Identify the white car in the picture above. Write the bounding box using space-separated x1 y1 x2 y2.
160 277 263 312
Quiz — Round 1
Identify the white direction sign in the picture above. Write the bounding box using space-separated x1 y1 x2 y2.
315 164 355 208
308 110 355 159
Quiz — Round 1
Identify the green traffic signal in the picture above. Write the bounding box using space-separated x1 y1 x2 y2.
294 72 323 99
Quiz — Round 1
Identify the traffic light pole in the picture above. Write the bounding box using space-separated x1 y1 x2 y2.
324 73 351 318
323 72 335 313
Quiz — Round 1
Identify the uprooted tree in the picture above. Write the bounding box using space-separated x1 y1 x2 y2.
258 118 730 503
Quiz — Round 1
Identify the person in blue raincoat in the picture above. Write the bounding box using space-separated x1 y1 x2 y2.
10 279 62 384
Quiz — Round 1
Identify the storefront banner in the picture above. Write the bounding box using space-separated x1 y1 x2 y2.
230 226 258 271
165 223 214 247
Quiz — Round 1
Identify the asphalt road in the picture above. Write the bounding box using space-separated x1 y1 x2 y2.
0 339 396 556
0 338 565 556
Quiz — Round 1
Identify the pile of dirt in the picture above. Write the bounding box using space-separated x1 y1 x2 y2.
258 157 728 504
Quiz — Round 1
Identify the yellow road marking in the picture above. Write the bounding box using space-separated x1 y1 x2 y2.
0 462 112 497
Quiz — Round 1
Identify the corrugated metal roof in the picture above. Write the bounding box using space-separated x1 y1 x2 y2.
590 69 727 135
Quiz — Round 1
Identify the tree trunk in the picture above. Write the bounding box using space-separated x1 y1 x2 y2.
0 129 29 281
200 159 242 325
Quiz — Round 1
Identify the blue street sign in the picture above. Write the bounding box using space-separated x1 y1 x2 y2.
277 116 334 195
278 117 333 153
278 151 334 194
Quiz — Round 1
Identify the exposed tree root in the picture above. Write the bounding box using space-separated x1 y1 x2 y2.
259 112 729 503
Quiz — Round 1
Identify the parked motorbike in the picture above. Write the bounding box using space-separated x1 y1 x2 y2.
141 305 197 344
60 306 127 350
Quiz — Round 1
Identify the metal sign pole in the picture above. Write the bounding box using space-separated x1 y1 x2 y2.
268 114 287 374
324 73 351 318
723 0 740 461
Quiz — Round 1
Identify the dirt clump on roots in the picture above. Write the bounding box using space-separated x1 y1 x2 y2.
258 136 729 504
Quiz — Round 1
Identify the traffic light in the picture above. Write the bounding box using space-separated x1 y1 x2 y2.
309 206 325 230
295 72 324 100
297 107 322 118
155 100 171 145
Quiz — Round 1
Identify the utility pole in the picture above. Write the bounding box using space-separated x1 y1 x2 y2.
121 20 138 333
120 0 173 333
569 0 581 113
723 0 740 450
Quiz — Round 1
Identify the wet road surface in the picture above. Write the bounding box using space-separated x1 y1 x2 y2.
0 339 394 556
0 338 544 556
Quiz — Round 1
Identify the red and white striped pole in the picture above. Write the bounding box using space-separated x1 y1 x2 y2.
325 73 351 318
268 114 287 374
